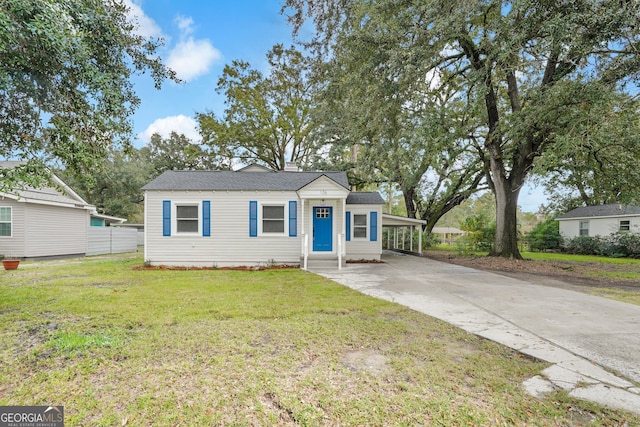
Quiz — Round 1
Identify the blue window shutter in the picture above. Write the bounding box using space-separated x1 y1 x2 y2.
249 200 258 237
162 200 171 236
370 211 378 241
202 200 211 237
346 211 351 241
289 200 297 237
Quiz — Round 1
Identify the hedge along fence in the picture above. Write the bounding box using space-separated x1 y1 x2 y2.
563 233 640 258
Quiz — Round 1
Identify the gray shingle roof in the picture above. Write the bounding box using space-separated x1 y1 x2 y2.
142 170 351 191
11 187 87 206
556 204 640 219
346 192 385 205
1 161 89 207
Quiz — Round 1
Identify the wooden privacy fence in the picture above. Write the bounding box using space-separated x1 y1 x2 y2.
87 227 138 256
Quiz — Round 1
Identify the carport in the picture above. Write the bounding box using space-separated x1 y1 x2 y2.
382 213 427 254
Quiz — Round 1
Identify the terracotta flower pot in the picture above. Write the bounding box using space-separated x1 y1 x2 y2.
2 259 20 270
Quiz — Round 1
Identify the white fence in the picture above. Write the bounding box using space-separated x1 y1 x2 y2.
87 227 138 256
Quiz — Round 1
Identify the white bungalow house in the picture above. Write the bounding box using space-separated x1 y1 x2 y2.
556 204 640 239
142 166 418 268
0 161 131 259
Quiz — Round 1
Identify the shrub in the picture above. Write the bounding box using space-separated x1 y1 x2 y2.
563 233 640 257
563 235 607 255
460 214 495 251
606 232 640 258
526 218 562 252
424 232 442 248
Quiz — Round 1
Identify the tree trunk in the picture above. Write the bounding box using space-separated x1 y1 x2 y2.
402 187 418 219
491 176 522 259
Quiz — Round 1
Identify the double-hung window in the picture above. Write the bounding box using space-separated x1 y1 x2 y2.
353 214 367 239
262 205 285 234
0 207 11 237
620 220 631 232
176 204 199 233
579 221 589 236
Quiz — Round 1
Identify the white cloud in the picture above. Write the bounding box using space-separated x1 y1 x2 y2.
166 37 222 82
138 115 201 144
122 0 163 39
175 15 194 35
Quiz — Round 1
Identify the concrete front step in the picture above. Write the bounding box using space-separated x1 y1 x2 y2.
302 256 346 269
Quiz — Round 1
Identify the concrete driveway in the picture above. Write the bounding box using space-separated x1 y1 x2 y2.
311 251 640 414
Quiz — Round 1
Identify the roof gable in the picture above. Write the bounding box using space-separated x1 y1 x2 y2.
296 174 351 199
556 204 640 220
235 163 274 173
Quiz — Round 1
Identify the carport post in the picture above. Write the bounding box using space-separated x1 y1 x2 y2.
418 226 422 254
402 227 405 250
394 227 398 249
410 226 414 252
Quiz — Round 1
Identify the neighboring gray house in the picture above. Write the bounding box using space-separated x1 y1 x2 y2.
556 204 640 239
0 161 128 259
142 167 389 268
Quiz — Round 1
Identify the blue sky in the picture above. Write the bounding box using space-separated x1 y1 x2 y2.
127 0 295 146
125 0 546 212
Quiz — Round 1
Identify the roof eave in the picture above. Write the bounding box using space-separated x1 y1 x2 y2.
557 213 640 221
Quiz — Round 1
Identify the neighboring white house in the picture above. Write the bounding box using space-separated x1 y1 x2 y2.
142 167 393 268
0 161 132 259
556 204 640 239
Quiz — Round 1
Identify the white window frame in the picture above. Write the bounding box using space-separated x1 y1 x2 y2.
260 202 287 236
579 220 589 236
0 206 11 238
174 202 201 235
352 213 368 240
619 219 631 232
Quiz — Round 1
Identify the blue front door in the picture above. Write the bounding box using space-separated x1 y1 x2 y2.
313 206 332 252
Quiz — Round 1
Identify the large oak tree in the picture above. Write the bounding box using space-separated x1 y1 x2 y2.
312 53 485 235
534 91 640 209
284 0 640 258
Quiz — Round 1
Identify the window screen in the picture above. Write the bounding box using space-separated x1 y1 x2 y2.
263 205 285 233
353 214 367 238
579 221 589 236
177 205 199 233
0 207 11 237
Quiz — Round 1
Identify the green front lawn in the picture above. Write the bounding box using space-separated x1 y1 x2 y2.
522 251 640 265
1 254 637 425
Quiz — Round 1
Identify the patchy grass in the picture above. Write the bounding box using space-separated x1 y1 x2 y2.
522 251 640 265
1 254 639 425
588 288 640 306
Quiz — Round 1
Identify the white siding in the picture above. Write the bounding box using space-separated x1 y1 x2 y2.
345 204 383 260
145 190 302 267
559 215 640 239
24 203 88 257
0 199 26 258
